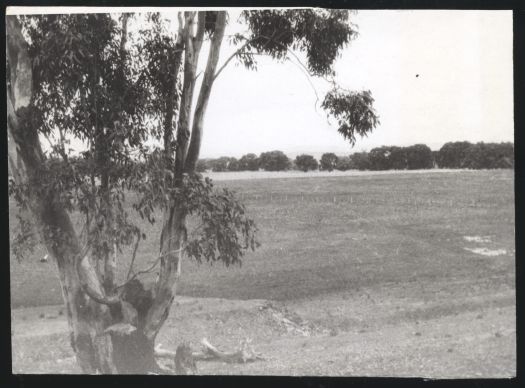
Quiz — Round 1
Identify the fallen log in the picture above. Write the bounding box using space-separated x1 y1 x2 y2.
155 337 264 368
200 337 265 363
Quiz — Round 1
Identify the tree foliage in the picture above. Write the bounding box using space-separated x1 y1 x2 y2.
259 150 291 171
367 147 390 171
367 145 432 171
387 146 407 170
240 9 357 76
349 151 371 170
8 9 381 374
462 142 514 169
320 153 338 172
335 156 352 171
436 141 513 169
10 13 258 268
405 144 433 170
227 157 241 172
230 10 379 145
238 153 260 171
435 141 472 168
178 175 259 266
294 154 319 172
195 159 209 172
321 89 379 146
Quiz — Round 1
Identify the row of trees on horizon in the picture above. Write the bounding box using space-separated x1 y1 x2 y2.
197 141 514 173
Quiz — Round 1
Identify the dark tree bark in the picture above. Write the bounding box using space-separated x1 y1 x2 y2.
7 11 228 374
6 16 164 375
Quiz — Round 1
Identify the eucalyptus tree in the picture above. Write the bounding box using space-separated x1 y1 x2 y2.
259 150 291 171
350 151 371 170
436 141 473 168
320 152 339 171
238 153 260 171
295 154 319 172
335 155 352 171
7 9 378 374
405 144 433 170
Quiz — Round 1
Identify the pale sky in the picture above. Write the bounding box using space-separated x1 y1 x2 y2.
9 8 514 158
198 10 514 158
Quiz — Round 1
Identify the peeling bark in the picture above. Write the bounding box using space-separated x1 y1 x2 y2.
185 11 227 173
6 16 160 374
7 11 245 375
163 31 184 164
7 16 103 372
144 11 227 344
140 12 207 342
173 11 205 181
144 205 186 340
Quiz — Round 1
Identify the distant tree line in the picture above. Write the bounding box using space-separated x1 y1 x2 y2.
195 142 514 173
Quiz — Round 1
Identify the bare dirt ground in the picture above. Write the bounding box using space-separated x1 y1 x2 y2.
12 278 515 377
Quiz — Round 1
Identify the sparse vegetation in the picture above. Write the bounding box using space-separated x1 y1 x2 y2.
10 169 515 376
7 6 514 377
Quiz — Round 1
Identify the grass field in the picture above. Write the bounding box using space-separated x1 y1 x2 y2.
10 169 516 376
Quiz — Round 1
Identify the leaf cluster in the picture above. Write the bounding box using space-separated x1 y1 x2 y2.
182 174 260 266
240 9 357 76
21 13 150 147
294 154 318 172
321 89 379 145
124 152 260 267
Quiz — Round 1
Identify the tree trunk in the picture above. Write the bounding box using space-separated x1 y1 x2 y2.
185 11 227 172
6 16 165 375
143 205 186 340
7 12 228 374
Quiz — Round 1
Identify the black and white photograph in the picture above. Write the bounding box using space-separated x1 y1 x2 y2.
6 6 516 377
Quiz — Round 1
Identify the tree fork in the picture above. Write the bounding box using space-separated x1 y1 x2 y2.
141 12 206 340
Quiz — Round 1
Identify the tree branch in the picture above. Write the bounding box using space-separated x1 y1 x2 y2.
184 11 227 172
194 11 206 51
125 232 141 281
76 248 121 305
117 245 184 291
214 32 321 108
173 12 202 182
286 55 320 109
212 31 279 82
213 39 251 82
6 16 32 110
120 13 130 61
252 33 322 108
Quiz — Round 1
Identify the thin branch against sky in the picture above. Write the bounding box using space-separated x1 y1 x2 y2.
15 8 513 158
200 10 513 158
